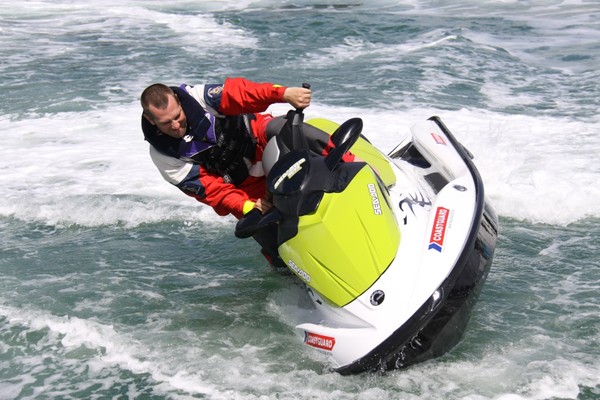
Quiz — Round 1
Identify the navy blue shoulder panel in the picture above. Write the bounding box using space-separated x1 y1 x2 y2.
203 83 224 112
176 164 206 198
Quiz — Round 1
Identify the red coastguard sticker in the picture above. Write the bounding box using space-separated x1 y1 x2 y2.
304 332 336 351
428 207 450 252
431 132 447 145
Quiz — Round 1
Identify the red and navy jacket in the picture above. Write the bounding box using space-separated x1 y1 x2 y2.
144 77 287 219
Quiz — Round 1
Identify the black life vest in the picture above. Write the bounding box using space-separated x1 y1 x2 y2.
142 86 256 185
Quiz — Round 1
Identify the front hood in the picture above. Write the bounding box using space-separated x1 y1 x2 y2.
279 166 401 307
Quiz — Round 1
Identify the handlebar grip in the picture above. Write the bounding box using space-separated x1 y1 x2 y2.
302 83 311 89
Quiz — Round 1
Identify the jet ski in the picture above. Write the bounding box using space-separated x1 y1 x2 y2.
235 97 499 374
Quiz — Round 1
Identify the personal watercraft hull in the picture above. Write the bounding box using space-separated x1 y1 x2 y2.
238 113 499 374
298 117 498 374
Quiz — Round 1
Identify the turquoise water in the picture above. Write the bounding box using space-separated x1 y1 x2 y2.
1 1 599 398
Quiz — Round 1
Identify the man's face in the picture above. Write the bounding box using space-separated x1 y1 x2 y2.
146 94 187 138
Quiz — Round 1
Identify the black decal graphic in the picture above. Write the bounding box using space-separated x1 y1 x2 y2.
398 191 431 225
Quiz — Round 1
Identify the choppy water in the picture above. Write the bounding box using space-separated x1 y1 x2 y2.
1 1 599 399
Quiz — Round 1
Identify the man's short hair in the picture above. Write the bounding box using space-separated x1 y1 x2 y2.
141 83 176 119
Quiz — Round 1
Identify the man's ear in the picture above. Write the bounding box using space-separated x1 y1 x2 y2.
143 112 156 125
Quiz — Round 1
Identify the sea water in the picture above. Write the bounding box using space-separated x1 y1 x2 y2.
0 0 599 399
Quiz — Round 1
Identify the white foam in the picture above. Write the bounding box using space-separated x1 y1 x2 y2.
303 104 600 226
2 274 599 398
0 1 257 63
1 100 598 227
539 235 592 257
0 304 229 398
125 8 258 51
0 103 231 228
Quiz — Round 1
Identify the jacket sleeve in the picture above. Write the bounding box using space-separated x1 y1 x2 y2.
176 165 254 219
217 77 287 115
149 146 252 218
193 169 254 219
175 166 254 219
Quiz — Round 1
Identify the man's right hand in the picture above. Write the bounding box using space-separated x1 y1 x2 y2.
253 198 273 213
283 87 311 109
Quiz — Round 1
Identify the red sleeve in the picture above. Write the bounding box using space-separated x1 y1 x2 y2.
219 77 287 115
186 169 251 219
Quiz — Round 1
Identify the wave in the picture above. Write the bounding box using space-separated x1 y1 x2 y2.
1 102 598 227
304 31 458 68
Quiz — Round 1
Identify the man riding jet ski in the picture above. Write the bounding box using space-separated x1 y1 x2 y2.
236 88 499 374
